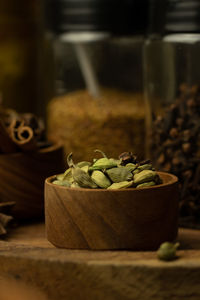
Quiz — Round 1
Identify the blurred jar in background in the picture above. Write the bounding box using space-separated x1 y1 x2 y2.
46 0 149 162
144 0 200 227
0 1 47 117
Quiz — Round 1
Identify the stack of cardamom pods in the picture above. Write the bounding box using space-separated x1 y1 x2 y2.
53 150 162 189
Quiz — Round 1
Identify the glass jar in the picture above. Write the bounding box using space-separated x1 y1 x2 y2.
46 0 149 162
0 1 46 117
144 0 200 228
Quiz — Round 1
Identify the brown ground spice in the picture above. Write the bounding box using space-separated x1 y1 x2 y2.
47 89 145 162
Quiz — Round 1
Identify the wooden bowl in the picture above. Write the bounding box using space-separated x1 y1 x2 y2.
0 143 64 220
45 172 179 250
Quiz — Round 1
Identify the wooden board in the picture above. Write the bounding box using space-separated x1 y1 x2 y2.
0 223 200 300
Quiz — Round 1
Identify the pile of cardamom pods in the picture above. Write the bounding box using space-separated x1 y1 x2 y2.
53 150 162 189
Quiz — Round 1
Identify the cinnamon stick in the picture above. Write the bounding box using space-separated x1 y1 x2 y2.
8 119 37 151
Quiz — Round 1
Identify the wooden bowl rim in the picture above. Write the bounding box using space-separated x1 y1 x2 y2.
0 142 63 157
45 171 178 192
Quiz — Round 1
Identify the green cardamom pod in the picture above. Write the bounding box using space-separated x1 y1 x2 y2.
76 161 91 168
63 168 73 183
138 164 153 171
136 181 156 188
134 170 157 185
90 157 118 171
71 182 81 188
72 167 97 189
125 163 137 172
81 165 89 173
107 181 133 189
133 168 140 175
107 167 133 183
56 173 65 181
157 242 180 261
91 170 111 188
53 180 71 187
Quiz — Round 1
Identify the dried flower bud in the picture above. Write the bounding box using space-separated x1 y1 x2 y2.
182 143 191 153
169 128 178 139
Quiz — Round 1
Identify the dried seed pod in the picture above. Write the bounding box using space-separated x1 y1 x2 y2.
157 242 180 261
53 180 71 187
137 164 153 171
107 181 133 190
106 167 133 183
91 170 111 188
56 173 65 181
71 182 81 188
81 165 89 173
136 181 156 188
90 157 118 170
72 167 97 189
63 168 73 183
125 163 137 172
76 161 91 168
133 168 140 175
134 170 157 185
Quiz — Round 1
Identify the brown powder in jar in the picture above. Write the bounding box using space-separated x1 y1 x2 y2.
47 88 145 162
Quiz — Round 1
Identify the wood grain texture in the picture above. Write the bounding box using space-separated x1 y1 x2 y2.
0 143 64 220
0 223 200 300
45 172 179 250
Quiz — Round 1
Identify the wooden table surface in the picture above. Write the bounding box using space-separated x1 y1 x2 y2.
0 223 200 300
